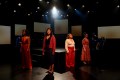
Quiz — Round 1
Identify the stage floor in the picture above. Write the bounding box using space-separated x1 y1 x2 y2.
1 64 120 80
33 48 66 53
2 48 120 80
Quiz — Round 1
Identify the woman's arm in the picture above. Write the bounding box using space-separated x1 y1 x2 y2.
73 40 76 51
82 39 86 51
65 39 69 53
52 35 56 55
27 36 30 51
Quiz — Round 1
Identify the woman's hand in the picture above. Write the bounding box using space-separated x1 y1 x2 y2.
74 48 76 51
84 48 86 52
66 50 69 53
42 52 44 56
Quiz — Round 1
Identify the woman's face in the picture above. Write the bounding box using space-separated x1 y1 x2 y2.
22 30 26 35
85 34 88 38
69 34 73 39
47 29 51 35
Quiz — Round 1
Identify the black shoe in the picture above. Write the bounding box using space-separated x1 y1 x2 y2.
46 71 50 73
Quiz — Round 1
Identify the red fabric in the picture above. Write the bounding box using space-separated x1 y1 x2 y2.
21 36 32 69
42 35 56 55
66 47 75 68
81 38 91 62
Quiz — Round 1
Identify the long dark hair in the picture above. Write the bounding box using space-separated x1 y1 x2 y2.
22 29 29 36
45 28 53 36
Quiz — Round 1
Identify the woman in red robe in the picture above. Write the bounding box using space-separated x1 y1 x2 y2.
81 33 91 64
65 33 75 69
20 29 32 70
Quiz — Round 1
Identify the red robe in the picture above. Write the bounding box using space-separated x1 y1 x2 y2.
65 39 75 68
21 36 32 69
66 47 75 68
81 38 91 62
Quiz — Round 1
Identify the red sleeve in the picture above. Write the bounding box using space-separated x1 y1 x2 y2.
52 35 56 55
42 36 46 54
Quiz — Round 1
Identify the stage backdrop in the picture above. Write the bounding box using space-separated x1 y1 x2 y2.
71 25 82 36
98 26 120 39
34 22 50 32
0 25 11 44
15 24 26 36
54 19 68 34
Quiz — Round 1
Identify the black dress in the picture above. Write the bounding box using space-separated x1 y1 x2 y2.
44 37 54 67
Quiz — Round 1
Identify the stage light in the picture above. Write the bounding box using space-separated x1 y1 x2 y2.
36 11 37 12
117 5 120 8
18 3 21 6
28 14 30 16
42 15 44 16
67 14 69 16
14 10 16 13
51 6 59 18
75 9 77 10
37 7 40 9
39 0 42 1
47 1 49 4
87 10 90 13
67 4 70 7
82 5 85 8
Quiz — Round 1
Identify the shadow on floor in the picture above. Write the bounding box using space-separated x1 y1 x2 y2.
42 73 54 80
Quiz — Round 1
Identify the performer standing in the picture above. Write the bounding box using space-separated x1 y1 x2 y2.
42 28 56 74
20 29 32 70
65 33 75 69
90 33 98 65
15 35 21 67
81 33 91 64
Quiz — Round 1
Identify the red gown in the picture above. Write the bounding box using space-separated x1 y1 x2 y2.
66 47 75 68
21 36 32 69
65 39 75 68
81 38 91 62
